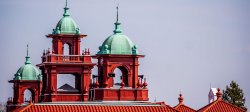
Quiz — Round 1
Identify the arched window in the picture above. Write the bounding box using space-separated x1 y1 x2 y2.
23 89 34 103
112 66 128 88
63 43 70 55
113 68 122 87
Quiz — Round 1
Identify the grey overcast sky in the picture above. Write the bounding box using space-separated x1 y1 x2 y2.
0 0 249 109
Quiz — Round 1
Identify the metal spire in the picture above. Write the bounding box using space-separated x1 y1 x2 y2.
65 0 68 8
63 0 70 17
25 44 31 65
113 4 122 34
26 44 29 57
116 4 119 23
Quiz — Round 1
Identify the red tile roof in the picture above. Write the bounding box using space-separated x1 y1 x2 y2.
17 102 179 112
198 88 247 112
174 104 196 112
197 100 247 112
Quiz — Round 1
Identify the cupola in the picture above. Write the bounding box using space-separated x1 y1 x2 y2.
14 45 42 80
52 0 80 35
98 6 138 55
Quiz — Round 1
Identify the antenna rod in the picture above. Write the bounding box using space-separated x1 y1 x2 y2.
116 4 119 22
66 0 68 8
26 44 29 57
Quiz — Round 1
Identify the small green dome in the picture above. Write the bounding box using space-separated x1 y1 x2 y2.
98 32 138 55
14 46 42 80
52 5 80 34
14 64 41 80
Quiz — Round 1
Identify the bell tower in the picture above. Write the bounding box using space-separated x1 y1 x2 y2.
50 0 82 55
37 1 95 102
91 6 148 101
7 45 42 112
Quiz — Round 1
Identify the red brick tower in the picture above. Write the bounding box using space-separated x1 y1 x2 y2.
37 1 95 102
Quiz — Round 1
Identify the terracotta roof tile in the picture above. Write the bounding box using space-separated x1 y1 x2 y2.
20 102 179 112
197 100 247 112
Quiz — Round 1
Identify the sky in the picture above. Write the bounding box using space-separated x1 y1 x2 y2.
0 0 249 109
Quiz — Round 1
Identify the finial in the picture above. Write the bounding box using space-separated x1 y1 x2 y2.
43 49 46 56
140 78 143 88
178 93 184 104
25 44 31 65
63 0 70 17
84 48 87 54
82 50 85 55
47 48 51 54
143 78 148 89
137 78 142 88
87 48 90 55
116 4 119 23
113 5 122 34
216 88 222 100
26 44 29 57
65 0 68 8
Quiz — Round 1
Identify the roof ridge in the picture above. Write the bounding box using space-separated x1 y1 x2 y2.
197 100 218 112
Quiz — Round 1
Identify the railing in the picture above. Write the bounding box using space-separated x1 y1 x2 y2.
42 54 90 63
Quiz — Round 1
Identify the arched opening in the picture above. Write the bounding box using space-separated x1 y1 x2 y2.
63 43 71 55
113 68 122 87
112 66 128 88
23 89 34 103
57 74 79 92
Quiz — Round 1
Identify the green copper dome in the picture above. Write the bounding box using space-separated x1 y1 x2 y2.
14 45 42 80
52 1 80 35
97 7 138 55
98 32 138 55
